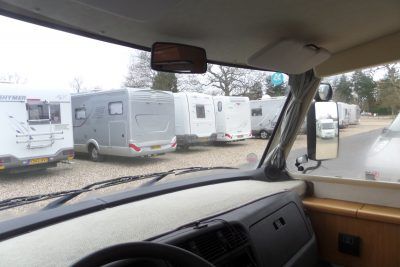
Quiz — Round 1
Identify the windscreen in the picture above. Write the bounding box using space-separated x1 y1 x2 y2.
0 15 289 219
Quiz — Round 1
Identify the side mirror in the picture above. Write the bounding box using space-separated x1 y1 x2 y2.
151 42 207 73
315 83 333 102
307 101 339 161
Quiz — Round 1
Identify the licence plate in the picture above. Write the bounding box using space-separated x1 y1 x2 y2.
151 145 161 150
29 157 49 165
237 135 243 138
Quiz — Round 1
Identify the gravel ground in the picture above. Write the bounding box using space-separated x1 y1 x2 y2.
0 117 391 219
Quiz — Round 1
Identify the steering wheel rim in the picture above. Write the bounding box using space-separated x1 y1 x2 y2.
72 241 215 267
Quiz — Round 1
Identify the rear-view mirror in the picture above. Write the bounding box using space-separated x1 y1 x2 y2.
307 102 339 161
151 42 207 74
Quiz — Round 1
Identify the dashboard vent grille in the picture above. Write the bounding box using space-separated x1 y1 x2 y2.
181 226 248 262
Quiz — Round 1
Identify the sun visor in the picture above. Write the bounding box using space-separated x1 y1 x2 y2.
248 40 331 74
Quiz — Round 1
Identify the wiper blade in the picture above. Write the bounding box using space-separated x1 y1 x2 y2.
0 166 237 212
0 171 172 212
140 166 238 187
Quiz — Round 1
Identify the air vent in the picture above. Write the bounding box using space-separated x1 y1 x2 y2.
180 226 248 262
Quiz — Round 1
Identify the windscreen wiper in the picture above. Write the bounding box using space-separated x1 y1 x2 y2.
139 166 238 187
0 166 237 212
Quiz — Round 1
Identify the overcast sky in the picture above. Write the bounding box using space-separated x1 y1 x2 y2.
0 15 134 91
0 14 391 93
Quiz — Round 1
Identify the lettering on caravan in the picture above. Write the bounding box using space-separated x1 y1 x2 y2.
0 95 26 102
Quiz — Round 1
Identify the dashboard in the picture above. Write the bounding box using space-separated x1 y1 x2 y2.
158 191 317 267
0 180 314 266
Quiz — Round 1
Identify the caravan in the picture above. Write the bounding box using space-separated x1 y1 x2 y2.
0 85 74 172
337 102 350 128
250 97 286 139
72 88 176 161
174 92 216 148
213 96 252 142
348 104 361 125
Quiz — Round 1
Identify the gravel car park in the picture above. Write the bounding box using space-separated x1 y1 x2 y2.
0 117 391 217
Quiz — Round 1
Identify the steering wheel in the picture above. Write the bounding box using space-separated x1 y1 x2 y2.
72 241 215 267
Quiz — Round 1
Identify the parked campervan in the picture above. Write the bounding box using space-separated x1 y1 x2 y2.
213 96 252 142
316 118 336 139
71 88 176 161
250 96 286 139
337 102 350 128
348 104 361 125
0 85 74 172
174 92 216 149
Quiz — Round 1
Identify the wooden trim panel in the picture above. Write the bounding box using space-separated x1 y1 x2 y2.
303 197 400 225
303 197 400 267
303 198 362 218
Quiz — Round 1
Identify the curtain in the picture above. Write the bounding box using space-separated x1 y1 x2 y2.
265 70 321 173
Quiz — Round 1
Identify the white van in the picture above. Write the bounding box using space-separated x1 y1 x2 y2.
250 97 286 139
0 85 74 172
213 96 252 142
174 92 216 148
316 118 336 139
72 88 176 161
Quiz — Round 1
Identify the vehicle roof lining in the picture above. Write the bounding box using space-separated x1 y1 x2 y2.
0 0 399 76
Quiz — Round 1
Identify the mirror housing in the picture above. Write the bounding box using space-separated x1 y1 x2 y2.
315 83 333 102
151 42 207 73
307 101 339 161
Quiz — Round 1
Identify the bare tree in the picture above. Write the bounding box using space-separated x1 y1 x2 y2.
204 65 249 96
124 51 155 88
70 77 85 93
0 73 26 84
177 74 205 93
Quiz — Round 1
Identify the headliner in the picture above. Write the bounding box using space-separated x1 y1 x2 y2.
0 0 399 76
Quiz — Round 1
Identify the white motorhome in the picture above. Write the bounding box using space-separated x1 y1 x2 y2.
348 104 361 125
213 96 252 142
316 118 336 139
337 102 350 128
0 85 74 172
250 96 286 139
72 88 176 161
174 92 216 148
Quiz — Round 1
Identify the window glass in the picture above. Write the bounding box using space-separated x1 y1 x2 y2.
251 108 262 116
109 101 123 115
75 108 86 120
50 104 61 124
196 104 206 118
288 62 400 184
27 102 49 124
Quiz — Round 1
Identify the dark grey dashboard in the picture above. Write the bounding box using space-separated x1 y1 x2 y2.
157 191 317 267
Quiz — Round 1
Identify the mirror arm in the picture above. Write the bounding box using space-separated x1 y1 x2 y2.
302 160 322 174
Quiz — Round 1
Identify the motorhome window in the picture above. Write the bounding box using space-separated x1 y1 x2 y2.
75 108 86 120
217 101 222 112
196 104 206 118
27 102 50 124
252 108 262 116
50 104 61 124
321 123 334 129
108 101 123 115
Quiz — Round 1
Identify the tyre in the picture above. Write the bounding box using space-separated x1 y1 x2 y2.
260 130 269 139
89 145 104 162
